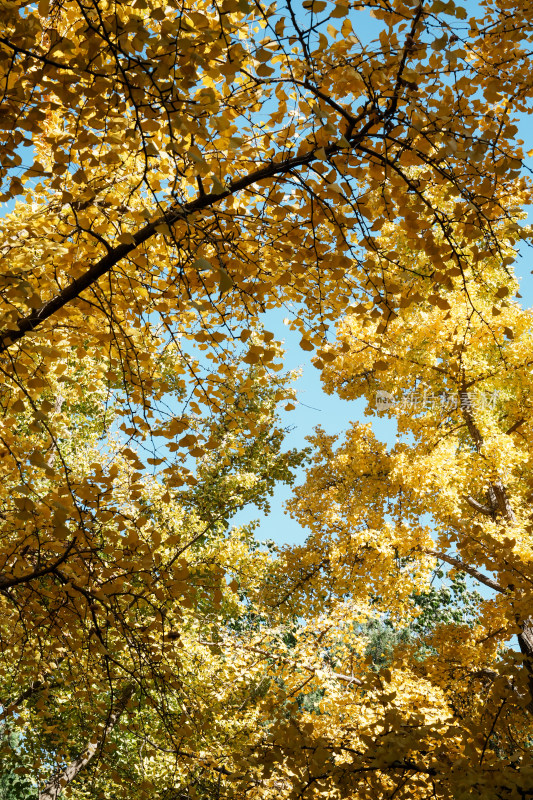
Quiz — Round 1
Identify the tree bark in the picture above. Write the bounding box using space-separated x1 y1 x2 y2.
458 392 533 712
38 683 134 800
517 618 533 714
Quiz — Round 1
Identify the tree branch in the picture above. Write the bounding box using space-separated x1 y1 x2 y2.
199 639 362 686
0 538 77 591
506 418 525 436
423 549 504 593
0 679 61 722
0 109 381 354
463 495 495 517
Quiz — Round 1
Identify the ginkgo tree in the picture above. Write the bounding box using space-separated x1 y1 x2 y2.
2 0 533 797
1 0 532 375
0 347 306 800
243 209 533 799
1 0 532 582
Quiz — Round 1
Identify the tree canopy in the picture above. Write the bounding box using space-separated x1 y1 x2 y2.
1 0 533 797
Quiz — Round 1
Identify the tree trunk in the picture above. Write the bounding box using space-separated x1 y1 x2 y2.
518 618 533 714
38 683 134 800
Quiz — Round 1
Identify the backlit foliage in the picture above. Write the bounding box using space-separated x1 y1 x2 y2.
1 0 533 796
270 212 533 799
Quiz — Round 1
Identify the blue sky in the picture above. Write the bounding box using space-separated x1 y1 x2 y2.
238 244 533 547
232 309 376 545
232 1 533 547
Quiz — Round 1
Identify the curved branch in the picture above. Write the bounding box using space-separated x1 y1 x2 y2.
0 107 382 354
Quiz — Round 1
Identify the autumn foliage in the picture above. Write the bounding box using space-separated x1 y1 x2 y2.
1 0 533 796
